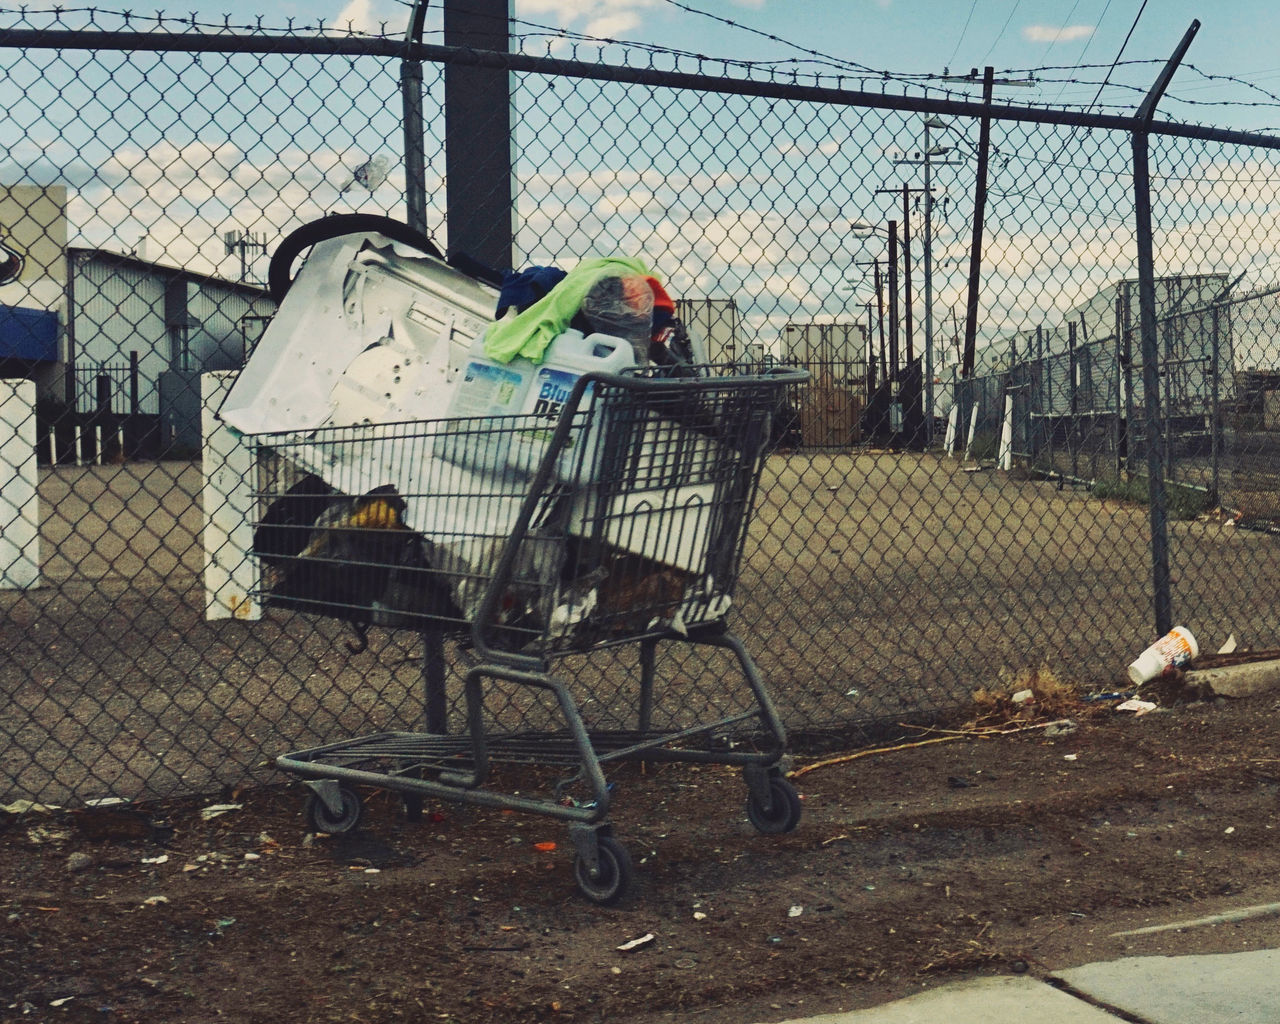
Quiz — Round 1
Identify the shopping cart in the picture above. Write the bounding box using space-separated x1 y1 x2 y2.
260 361 807 903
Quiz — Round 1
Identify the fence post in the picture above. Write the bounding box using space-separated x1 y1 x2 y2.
1132 19 1200 637
1114 296 1124 481
201 371 261 621
1068 320 1078 480
401 0 429 235
1122 287 1135 475
423 629 448 733
0 379 40 589
94 372 111 465
444 0 514 272
1032 325 1042 466
128 350 140 460
1210 304 1221 506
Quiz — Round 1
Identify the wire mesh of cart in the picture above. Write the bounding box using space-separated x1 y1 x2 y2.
259 362 807 903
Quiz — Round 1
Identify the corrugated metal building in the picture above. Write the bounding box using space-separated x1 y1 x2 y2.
780 321 867 384
977 273 1232 419
779 320 867 449
68 248 274 418
675 297 741 365
1220 286 1280 374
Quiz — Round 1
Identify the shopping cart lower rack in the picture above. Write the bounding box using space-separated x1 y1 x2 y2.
255 364 807 903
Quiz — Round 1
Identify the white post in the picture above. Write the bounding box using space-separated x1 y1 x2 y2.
944 404 958 452
998 393 1014 470
0 379 41 589
202 371 260 620
74 424 83 466
964 403 980 462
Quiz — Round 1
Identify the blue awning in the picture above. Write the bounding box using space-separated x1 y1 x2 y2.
0 305 58 362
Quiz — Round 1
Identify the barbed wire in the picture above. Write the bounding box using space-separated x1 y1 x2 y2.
2 4 1280 123
653 0 882 77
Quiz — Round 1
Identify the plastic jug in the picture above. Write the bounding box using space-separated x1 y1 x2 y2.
439 328 635 478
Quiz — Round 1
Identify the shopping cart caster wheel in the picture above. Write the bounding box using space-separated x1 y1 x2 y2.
745 775 802 835
573 835 633 905
303 784 363 835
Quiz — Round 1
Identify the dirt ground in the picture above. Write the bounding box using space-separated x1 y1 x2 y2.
7 682 1280 1024
12 454 1280 807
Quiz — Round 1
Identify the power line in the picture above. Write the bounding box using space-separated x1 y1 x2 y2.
981 0 1024 65
1038 0 1084 66
947 0 980 70
1085 0 1150 113
1050 0 1114 106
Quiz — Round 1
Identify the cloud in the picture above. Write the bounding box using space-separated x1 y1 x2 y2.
517 0 661 29
329 0 407 35
62 136 409 280
1023 24 1094 44
519 0 644 16
584 12 643 38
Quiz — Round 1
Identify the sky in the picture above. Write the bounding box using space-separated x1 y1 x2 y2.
528 0 1280 134
96 0 1280 133
7 0 1280 363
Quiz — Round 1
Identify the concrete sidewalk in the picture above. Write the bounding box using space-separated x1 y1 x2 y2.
767 948 1280 1023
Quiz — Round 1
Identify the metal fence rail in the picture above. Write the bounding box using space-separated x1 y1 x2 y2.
4 9 1280 806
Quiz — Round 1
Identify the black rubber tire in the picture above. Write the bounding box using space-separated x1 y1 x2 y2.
573 834 633 905
745 775 802 835
303 785 363 835
267 213 443 302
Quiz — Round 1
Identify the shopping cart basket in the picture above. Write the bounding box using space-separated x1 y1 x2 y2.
261 362 807 903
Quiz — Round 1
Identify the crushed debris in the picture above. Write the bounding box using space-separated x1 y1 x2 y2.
616 933 655 952
200 803 243 822
792 665 1130 779
1115 698 1158 715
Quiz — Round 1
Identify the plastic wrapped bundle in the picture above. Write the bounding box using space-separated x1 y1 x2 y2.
576 274 655 361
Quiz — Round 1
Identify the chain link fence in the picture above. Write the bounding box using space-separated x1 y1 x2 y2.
4 10 1280 806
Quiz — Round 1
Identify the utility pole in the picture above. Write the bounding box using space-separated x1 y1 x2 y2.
854 257 887 389
940 67 1039 89
864 301 876 396
901 187 912 365
887 220 899 383
878 183 951 369
875 186 920 365
950 67 1035 380
895 119 961 443
962 66 995 380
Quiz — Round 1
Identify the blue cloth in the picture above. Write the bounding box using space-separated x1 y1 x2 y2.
495 265 567 319
0 305 57 362
485 256 650 364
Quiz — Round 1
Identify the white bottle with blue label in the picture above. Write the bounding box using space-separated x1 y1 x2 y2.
512 330 637 479
439 328 635 479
